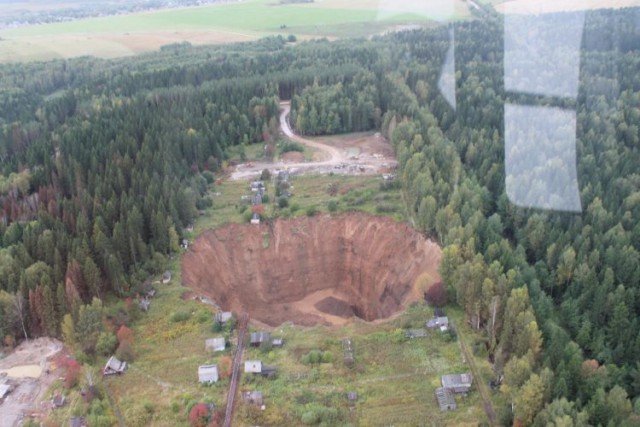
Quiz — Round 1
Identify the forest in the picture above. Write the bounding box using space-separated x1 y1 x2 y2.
0 7 639 426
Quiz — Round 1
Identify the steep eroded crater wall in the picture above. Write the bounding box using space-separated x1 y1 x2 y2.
182 213 441 326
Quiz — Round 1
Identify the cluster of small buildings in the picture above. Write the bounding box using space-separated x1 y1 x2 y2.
435 373 473 411
139 284 157 312
197 311 235 384
405 313 449 339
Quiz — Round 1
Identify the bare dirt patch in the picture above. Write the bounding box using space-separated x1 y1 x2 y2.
281 151 305 163
0 338 63 427
182 213 441 326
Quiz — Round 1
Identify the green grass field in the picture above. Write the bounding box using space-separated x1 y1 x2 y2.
0 0 470 62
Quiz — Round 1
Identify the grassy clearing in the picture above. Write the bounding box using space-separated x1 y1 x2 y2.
105 257 230 426
236 304 487 426
200 172 405 232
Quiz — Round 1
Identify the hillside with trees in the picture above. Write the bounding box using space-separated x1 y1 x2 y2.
0 8 639 425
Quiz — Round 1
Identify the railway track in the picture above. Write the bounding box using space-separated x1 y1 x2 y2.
223 312 248 427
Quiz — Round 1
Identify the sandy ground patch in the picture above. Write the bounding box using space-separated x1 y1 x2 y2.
0 365 42 379
0 338 63 427
0 29 257 62
231 102 398 180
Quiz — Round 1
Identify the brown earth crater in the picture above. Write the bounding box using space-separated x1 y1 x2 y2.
182 213 441 326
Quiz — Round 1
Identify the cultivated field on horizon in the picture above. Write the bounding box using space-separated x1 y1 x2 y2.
0 0 469 62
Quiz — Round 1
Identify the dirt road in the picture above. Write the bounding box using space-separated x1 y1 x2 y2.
279 101 343 165
230 101 396 180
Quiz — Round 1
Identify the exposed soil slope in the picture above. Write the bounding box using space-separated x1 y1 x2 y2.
182 213 441 326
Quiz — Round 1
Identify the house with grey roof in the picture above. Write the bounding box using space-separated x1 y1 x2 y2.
198 364 219 384
0 383 11 401
435 387 457 411
245 360 262 374
426 316 449 332
216 311 233 324
442 373 473 394
205 337 226 352
405 329 428 339
244 360 276 378
162 271 172 284
103 356 127 376
250 331 271 347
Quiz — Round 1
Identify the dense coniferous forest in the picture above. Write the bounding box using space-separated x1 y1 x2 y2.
0 8 639 425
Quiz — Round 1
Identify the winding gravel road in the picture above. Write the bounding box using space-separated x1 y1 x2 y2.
230 101 395 180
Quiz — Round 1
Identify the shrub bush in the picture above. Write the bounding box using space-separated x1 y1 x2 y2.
278 196 289 208
280 141 304 153
171 311 191 323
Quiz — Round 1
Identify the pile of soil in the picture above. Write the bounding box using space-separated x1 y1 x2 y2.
182 213 441 326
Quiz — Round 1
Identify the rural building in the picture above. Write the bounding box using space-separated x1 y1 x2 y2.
271 338 284 348
205 337 226 352
426 316 449 332
442 373 473 394
52 394 66 408
244 361 276 378
435 387 457 411
69 417 87 427
342 338 354 366
180 238 189 249
434 309 446 317
405 329 428 339
250 331 271 347
162 271 172 284
251 213 260 225
103 356 127 376
0 382 11 401
245 360 262 373
139 298 150 312
145 287 157 298
250 181 265 193
241 391 263 406
198 364 219 384
277 170 289 182
252 193 262 206
260 365 277 378
216 311 233 323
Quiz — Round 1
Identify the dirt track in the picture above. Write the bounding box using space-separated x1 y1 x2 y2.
182 213 441 326
230 101 397 180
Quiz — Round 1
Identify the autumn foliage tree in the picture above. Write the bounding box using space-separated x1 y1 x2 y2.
115 325 134 361
424 281 447 307
218 355 233 380
189 403 210 427
59 356 81 389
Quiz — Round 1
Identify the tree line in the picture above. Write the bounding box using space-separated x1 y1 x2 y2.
0 8 639 425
